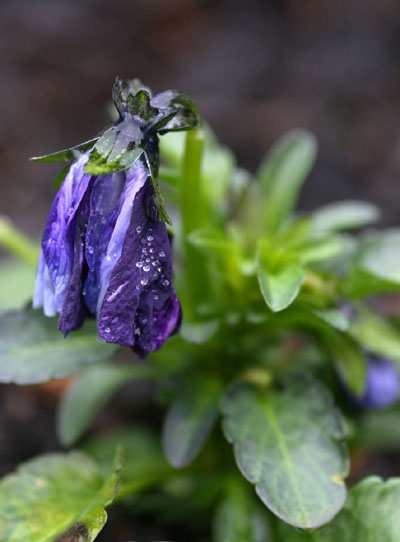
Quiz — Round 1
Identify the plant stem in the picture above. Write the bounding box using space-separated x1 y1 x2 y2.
180 128 208 318
0 216 39 268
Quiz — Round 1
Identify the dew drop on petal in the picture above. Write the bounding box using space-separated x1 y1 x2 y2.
136 261 143 268
143 265 150 272
159 251 165 258
141 278 148 286
147 235 154 241
104 327 111 333
162 279 170 286
136 226 142 233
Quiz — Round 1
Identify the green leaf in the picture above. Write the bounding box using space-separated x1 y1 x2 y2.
0 450 120 542
0 259 35 310
57 364 151 446
221 377 349 529
83 426 172 499
311 200 380 232
213 481 272 542
257 129 317 234
162 377 222 468
0 307 119 384
279 477 400 541
349 304 400 364
257 241 305 312
31 138 99 163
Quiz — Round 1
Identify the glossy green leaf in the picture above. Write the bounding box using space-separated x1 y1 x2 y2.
57 364 151 446
221 377 349 529
31 138 99 163
257 129 317 234
0 259 35 310
213 482 272 542
0 450 120 542
257 242 305 312
0 307 119 384
83 426 172 499
349 305 400 364
162 377 222 468
279 477 400 542
311 200 380 232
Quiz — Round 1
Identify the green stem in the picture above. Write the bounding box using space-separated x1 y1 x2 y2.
180 128 208 318
0 216 39 268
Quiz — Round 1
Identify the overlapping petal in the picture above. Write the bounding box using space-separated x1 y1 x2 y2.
97 179 180 356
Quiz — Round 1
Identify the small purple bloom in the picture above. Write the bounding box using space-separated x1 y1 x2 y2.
33 78 199 356
350 356 399 409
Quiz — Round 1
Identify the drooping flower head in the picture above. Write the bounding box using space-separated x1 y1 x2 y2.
32 77 199 356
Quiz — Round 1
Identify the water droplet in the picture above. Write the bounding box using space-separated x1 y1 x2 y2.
88 246 94 255
145 257 151 263
142 247 148 254
104 327 111 333
141 238 147 244
153 294 159 300
141 278 148 286
149 248 154 253
152 260 160 267
106 255 111 262
142 318 148 324
162 279 170 286
136 226 142 233
143 265 150 272
147 235 154 241
159 251 165 258
157 267 162 272
136 261 143 268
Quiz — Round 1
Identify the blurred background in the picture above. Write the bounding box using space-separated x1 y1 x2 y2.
2 0 400 238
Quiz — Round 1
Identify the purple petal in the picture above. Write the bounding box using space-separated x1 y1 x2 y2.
58 177 94 336
96 164 148 313
83 171 125 313
33 249 57 316
98 179 181 355
40 153 92 311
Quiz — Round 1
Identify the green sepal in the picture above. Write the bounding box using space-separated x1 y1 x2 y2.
31 138 99 163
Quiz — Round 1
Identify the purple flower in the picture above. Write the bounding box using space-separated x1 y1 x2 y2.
33 78 199 356
350 356 399 409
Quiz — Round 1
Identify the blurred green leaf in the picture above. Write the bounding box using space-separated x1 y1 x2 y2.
257 129 317 235
221 377 348 529
162 377 222 468
257 241 305 312
326 331 367 397
213 481 272 542
311 200 380 232
349 304 400 364
353 409 400 451
180 319 220 344
0 450 120 542
278 477 400 542
57 364 151 447
0 259 35 310
0 307 119 384
83 426 172 499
